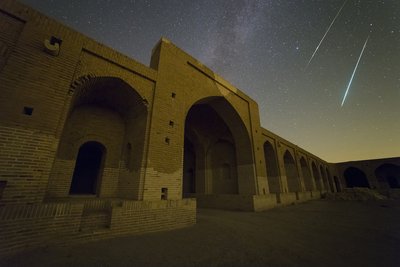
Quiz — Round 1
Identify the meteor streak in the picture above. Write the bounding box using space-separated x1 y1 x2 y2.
306 0 348 69
341 36 369 107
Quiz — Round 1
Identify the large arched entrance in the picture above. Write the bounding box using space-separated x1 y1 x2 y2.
375 164 400 189
283 150 300 192
264 141 281 193
344 167 370 188
70 141 106 194
183 97 254 196
48 77 148 199
300 157 313 191
312 162 322 190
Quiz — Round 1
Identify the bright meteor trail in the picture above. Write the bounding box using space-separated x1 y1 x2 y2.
306 0 348 69
341 36 370 107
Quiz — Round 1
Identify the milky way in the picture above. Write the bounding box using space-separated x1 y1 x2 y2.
20 0 400 162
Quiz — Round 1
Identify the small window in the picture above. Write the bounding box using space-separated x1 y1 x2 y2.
161 188 168 200
171 92 176 98
23 107 34 116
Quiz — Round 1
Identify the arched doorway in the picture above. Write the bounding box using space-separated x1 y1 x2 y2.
70 141 106 194
300 157 313 191
264 141 280 193
312 162 322 190
183 97 253 196
283 150 300 192
375 164 400 189
344 167 369 188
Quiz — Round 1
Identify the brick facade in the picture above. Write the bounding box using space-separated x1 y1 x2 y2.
0 0 398 257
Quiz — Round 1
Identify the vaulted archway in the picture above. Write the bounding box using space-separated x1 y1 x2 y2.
300 157 313 191
183 97 254 196
264 141 281 193
375 164 400 189
283 150 300 192
344 167 369 188
48 77 148 199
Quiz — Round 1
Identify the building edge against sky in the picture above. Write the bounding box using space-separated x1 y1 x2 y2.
0 0 399 257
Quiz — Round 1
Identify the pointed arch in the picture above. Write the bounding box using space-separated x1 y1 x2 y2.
300 157 313 191
344 167 369 188
264 141 281 193
283 150 300 192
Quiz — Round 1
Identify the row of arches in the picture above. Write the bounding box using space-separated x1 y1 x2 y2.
53 75 256 199
264 141 338 194
52 76 398 199
343 164 400 189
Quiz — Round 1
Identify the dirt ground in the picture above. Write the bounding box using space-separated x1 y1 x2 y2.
1 199 400 267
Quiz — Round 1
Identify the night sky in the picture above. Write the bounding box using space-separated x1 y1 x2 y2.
20 0 399 163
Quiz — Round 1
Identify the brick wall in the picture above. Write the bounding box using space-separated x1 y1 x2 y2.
0 126 57 205
0 198 196 257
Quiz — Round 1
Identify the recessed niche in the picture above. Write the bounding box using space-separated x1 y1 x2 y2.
161 187 168 200
165 137 170 144
50 36 62 46
0 181 7 200
171 92 176 98
169 120 174 127
23 106 34 116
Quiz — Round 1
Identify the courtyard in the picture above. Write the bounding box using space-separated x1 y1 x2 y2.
1 199 399 267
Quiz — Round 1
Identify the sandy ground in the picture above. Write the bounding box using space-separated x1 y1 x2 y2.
1 199 400 267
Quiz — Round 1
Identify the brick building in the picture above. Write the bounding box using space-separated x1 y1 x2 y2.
0 0 399 256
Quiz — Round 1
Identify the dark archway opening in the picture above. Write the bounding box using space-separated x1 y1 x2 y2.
300 157 313 191
344 167 369 188
283 150 300 192
264 141 280 193
375 164 400 189
70 141 106 194
183 96 255 196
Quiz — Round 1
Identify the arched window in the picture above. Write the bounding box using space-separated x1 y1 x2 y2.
70 141 106 194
